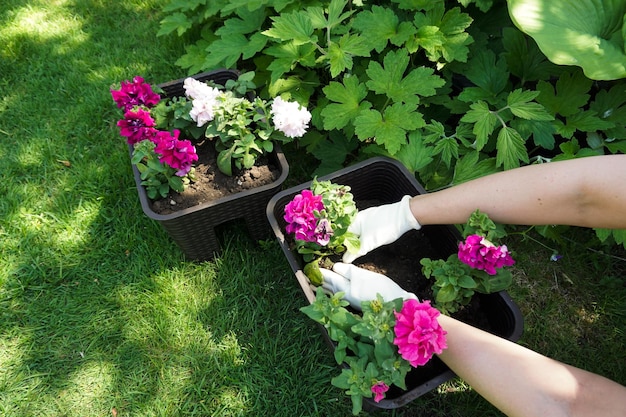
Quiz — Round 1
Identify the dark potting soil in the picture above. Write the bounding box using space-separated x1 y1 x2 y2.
150 140 279 215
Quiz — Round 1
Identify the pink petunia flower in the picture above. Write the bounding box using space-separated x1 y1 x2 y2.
458 234 515 275
284 190 324 243
270 97 311 138
371 381 389 403
153 130 198 176
117 108 157 145
393 299 447 367
111 76 160 111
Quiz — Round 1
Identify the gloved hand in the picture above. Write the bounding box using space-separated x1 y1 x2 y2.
343 195 421 263
320 262 417 310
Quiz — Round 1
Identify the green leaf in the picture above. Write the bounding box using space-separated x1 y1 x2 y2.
435 284 457 303
328 33 372 78
452 151 497 184
201 34 253 69
157 12 193 37
412 5 474 64
326 0 354 29
560 111 615 137
457 275 478 289
168 175 184 193
507 89 554 121
265 42 318 83
394 131 434 173
365 49 445 105
432 137 459 168
496 126 529 169
321 76 371 130
511 119 556 150
536 71 593 117
309 131 359 174
263 10 317 45
460 101 497 150
355 103 425 155
392 0 438 10
217 148 234 176
352 5 416 52
215 9 267 37
463 48 509 98
501 27 560 82
507 0 626 80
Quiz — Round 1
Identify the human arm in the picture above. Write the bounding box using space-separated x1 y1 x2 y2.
345 155 626 262
411 155 626 230
321 264 626 417
436 314 626 417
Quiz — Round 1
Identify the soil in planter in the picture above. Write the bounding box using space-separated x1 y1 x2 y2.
293 198 491 330
150 140 279 215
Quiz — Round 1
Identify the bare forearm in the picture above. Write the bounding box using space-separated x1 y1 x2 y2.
410 155 626 229
436 315 626 417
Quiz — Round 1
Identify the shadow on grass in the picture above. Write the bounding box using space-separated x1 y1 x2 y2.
2 1 625 416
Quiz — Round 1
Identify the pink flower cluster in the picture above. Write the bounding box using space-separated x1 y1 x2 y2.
283 190 332 246
457 234 515 275
371 381 389 403
111 77 198 176
393 299 447 367
153 130 198 176
111 76 160 111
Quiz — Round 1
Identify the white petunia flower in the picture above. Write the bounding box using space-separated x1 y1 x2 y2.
189 97 218 127
270 97 311 138
183 77 221 101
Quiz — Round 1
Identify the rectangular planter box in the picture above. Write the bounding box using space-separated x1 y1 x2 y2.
131 69 289 261
266 156 524 410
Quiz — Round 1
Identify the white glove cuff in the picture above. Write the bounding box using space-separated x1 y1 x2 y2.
399 195 421 232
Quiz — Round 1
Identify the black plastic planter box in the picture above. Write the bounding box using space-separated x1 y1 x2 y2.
130 69 289 261
266 157 524 410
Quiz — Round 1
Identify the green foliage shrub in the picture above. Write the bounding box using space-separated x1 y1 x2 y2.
158 0 626 246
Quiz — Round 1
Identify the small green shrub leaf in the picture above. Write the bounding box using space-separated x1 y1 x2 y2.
496 126 529 169
263 11 316 45
322 76 371 130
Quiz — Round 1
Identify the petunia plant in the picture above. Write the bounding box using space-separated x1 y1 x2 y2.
421 210 516 314
111 76 198 199
111 72 312 198
301 288 447 415
283 178 360 283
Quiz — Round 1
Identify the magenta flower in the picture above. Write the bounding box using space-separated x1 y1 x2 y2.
458 234 515 275
111 76 160 111
371 381 389 403
153 130 198 176
117 108 157 145
393 299 447 367
284 190 324 243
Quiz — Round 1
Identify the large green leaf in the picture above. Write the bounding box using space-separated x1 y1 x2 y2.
506 0 626 80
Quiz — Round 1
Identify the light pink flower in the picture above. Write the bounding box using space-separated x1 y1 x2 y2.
458 234 515 275
371 381 389 403
271 97 311 138
314 218 333 246
393 299 447 367
284 190 324 243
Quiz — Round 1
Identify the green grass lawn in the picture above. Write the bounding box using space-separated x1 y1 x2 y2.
1 1 624 416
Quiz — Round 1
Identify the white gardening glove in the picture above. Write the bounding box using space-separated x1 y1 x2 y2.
343 195 421 263
320 263 417 310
